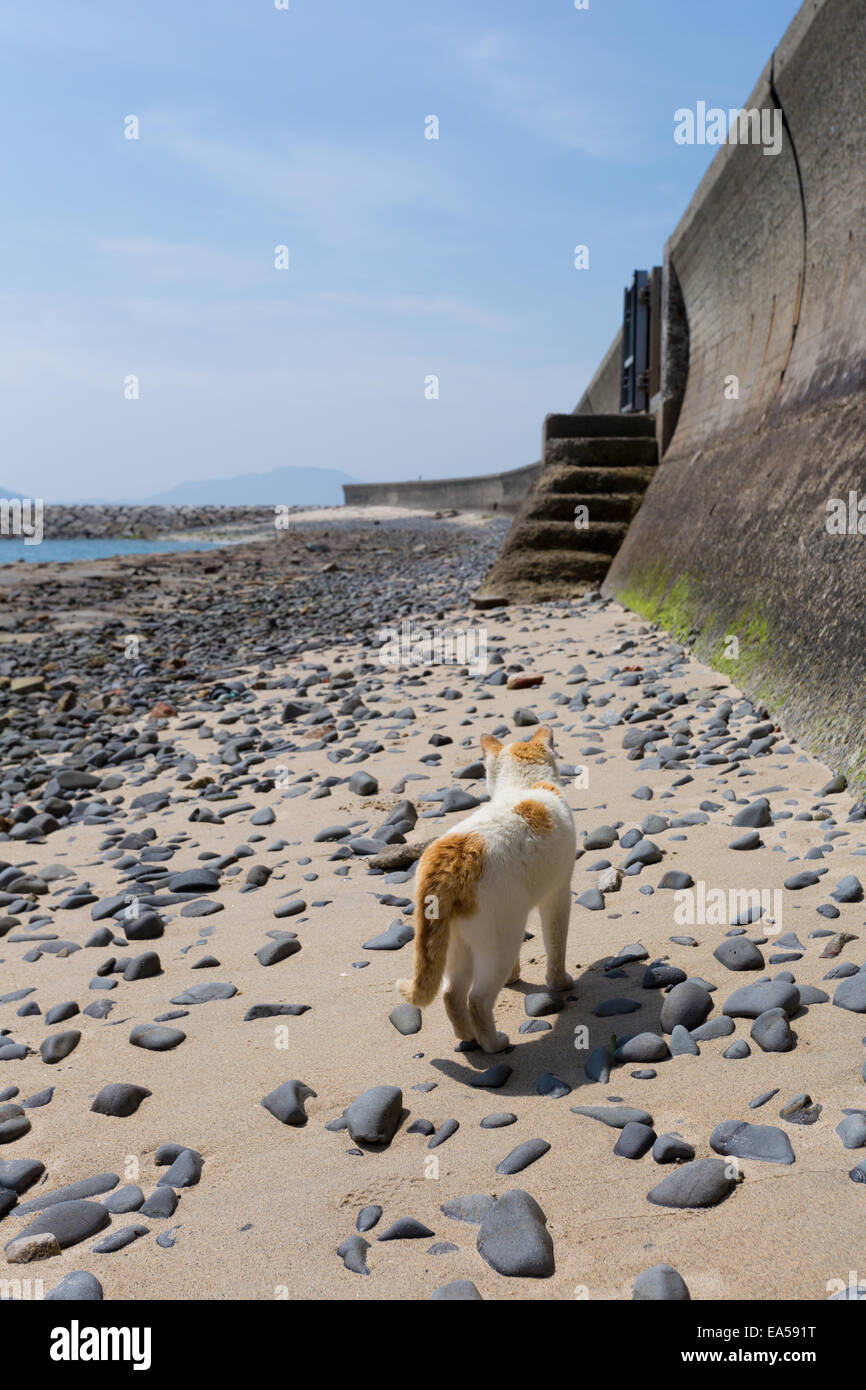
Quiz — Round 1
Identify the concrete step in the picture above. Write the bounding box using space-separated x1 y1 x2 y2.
501 518 628 555
543 436 659 468
537 464 657 495
529 491 643 524
475 548 611 603
543 413 656 445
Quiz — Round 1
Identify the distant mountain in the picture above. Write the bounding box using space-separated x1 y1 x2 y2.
0 486 25 500
141 466 357 507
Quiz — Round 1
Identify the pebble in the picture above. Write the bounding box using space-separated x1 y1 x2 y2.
345 1085 403 1146
633 1264 691 1300
261 1080 317 1126
476 1189 554 1277
710 1120 795 1165
647 1158 739 1208
496 1138 550 1174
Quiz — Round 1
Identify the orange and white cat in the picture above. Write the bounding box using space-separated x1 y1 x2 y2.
398 726 576 1052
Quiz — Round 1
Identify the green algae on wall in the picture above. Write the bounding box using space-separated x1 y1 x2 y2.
607 562 866 794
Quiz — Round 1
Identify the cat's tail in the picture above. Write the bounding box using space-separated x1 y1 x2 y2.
398 830 486 1007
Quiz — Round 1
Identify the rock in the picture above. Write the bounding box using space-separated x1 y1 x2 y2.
256 938 301 967
710 1120 795 1165
833 974 866 1014
661 981 712 1032
92 1224 149 1253
103 1185 145 1213
496 1139 550 1174
723 981 800 1019
129 1023 186 1051
831 874 863 903
713 939 765 971
536 1072 571 1099
6 1232 63 1262
524 991 562 1017
337 1235 370 1275
614 1122 656 1158
39 1030 81 1065
169 982 237 1004
91 1083 151 1118
779 1093 821 1125
356 1205 382 1232
750 1007 794 1052
647 1158 739 1208
46 1271 104 1300
837 1114 866 1149
348 771 378 796
731 798 771 828
389 1003 422 1035
669 1024 699 1056
363 921 413 951
572 1104 653 1129
261 1079 317 1126
615 1033 669 1063
633 1264 691 1300
658 871 694 890
430 1279 483 1300
479 1113 517 1129
652 1132 695 1163
157 1149 203 1189
691 1016 735 1040
376 1217 434 1241
16 1173 119 1213
345 1085 403 1146
441 1194 497 1225
7 1199 110 1250
476 1189 554 1278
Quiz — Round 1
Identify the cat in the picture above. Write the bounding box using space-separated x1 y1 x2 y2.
398 726 576 1053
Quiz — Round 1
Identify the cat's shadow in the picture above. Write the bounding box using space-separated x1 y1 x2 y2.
428 951 670 1100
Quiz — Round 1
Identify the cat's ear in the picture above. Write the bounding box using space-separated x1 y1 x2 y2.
481 734 502 757
531 726 554 749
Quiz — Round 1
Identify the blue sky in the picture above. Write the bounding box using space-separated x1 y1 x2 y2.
0 0 801 501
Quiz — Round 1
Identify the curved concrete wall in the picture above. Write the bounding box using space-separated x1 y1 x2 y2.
573 328 623 414
342 461 540 514
606 0 866 784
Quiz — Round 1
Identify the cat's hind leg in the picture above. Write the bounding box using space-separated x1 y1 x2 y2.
442 932 474 1042
467 933 517 1053
539 880 573 991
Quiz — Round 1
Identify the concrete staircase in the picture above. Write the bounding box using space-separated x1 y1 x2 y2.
474 413 658 605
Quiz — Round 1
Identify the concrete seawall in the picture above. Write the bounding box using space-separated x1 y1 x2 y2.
342 462 540 515
605 0 866 785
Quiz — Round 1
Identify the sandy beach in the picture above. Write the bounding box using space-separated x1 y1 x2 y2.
2 534 864 1301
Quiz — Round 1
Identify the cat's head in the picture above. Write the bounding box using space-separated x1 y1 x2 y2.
480 726 558 793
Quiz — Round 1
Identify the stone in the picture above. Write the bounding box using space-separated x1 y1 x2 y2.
476 1189 554 1278
710 1120 795 1165
661 981 712 1032
91 1083 151 1118
647 1158 739 1209
495 1139 550 1174
261 1079 317 1126
750 1007 795 1052
7 1199 110 1250
345 1085 403 1146
633 1264 690 1300
723 981 800 1019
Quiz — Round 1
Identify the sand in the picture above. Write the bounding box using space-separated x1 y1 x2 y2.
1 596 864 1301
